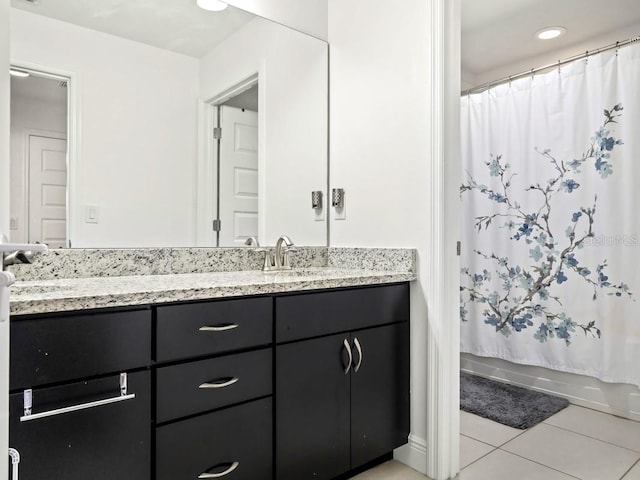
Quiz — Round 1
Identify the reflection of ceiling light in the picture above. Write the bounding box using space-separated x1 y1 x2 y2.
9 69 30 78
536 26 567 40
197 0 228 11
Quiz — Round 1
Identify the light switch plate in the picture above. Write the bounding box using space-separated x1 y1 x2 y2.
85 205 100 224
9 217 18 230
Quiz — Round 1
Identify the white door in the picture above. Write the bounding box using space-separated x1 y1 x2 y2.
218 106 259 247
28 135 67 248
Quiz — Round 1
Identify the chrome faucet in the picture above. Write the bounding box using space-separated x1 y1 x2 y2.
3 250 37 269
274 235 295 270
0 234 47 271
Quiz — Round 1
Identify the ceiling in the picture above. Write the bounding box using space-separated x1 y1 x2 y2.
462 0 640 80
12 0 640 82
10 0 257 58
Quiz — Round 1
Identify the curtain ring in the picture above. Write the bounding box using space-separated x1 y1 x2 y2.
508 75 512 87
585 50 589 65
616 41 620 56
557 59 561 75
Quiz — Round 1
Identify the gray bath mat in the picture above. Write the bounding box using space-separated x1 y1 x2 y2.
460 372 569 429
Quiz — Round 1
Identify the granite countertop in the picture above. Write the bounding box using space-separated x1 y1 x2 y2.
9 267 416 316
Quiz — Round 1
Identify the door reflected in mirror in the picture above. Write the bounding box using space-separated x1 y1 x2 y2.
10 71 69 248
8 0 328 248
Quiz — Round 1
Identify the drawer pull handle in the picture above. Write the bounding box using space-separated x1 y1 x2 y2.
199 324 238 332
342 338 352 375
198 461 239 478
353 337 363 373
20 373 135 422
199 377 239 389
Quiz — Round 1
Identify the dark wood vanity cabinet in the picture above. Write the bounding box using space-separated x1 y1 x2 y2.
9 282 410 480
154 296 274 480
9 308 152 480
275 284 410 480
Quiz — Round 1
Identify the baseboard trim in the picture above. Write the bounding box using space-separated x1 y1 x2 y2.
394 434 428 475
461 353 640 422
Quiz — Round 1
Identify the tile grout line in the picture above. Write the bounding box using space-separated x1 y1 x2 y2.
543 405 640 425
460 432 501 448
619 457 640 480
459 434 497 470
541 422 640 455
496 447 583 479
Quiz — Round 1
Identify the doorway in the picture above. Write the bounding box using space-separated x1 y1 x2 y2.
9 68 69 248
206 74 260 247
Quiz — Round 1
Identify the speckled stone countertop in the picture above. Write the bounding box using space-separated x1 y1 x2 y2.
10 267 416 316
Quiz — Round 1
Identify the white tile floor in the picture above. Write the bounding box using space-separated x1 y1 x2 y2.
354 405 640 480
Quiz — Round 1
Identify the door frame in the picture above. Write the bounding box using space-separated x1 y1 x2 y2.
196 69 265 247
10 61 80 249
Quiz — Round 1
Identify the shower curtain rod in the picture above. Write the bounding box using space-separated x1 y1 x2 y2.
461 34 640 96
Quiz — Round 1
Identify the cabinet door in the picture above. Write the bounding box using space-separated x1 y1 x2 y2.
156 348 272 423
276 284 409 343
156 398 272 480
276 334 350 480
9 371 151 480
156 297 272 362
350 322 410 468
11 309 151 390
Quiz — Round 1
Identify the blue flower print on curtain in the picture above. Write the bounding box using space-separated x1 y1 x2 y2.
460 104 633 346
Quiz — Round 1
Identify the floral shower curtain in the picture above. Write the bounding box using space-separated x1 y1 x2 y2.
460 43 640 386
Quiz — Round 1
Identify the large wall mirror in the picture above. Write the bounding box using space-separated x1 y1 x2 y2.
8 0 328 248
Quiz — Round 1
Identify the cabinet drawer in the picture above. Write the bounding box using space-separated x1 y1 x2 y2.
156 297 272 362
156 397 272 480
156 348 272 423
9 371 151 480
10 309 151 390
275 284 409 343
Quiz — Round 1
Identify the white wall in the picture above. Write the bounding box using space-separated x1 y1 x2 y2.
226 0 327 41
10 9 200 248
200 16 328 246
9 80 67 243
329 0 460 478
0 0 10 477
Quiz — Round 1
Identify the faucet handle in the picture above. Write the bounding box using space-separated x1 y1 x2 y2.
281 246 297 270
255 248 276 271
244 237 260 247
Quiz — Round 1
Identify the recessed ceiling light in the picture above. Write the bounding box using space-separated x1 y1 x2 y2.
536 26 567 40
197 0 228 11
9 69 30 78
